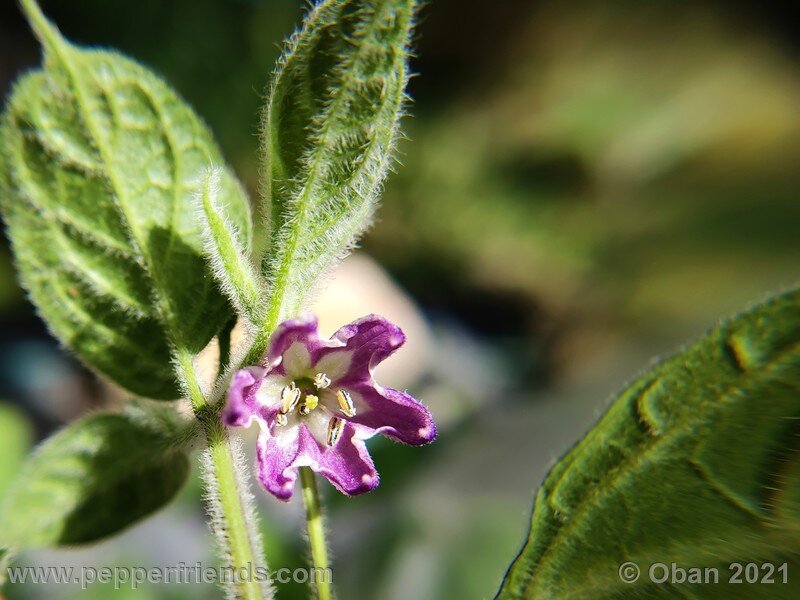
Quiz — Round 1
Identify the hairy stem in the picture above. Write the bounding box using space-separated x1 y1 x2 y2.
300 467 333 600
177 350 271 600
242 321 274 368
218 316 236 378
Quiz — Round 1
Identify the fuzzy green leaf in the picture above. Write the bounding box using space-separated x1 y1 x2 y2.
0 408 191 548
261 0 416 325
197 168 265 324
499 288 800 599
0 1 251 399
0 403 32 499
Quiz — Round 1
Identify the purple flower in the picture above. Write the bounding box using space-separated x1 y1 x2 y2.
222 314 436 501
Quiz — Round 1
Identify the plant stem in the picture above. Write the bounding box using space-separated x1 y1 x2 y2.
218 316 236 378
204 423 267 600
176 350 270 600
300 467 333 600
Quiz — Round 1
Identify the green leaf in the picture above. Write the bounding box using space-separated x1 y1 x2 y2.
498 288 800 599
260 0 417 325
0 0 252 399
197 168 265 324
0 403 32 499
0 408 191 548
0 547 11 586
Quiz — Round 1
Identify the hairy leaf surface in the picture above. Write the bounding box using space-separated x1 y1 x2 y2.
498 288 800 599
261 0 416 326
197 169 264 325
0 409 190 547
0 3 251 398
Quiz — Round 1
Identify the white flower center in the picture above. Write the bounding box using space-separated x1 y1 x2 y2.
273 372 356 447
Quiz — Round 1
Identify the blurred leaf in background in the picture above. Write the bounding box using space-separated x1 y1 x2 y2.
370 1 800 351
0 403 32 498
355 3 800 599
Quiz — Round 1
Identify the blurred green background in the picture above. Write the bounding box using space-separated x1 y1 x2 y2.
1 0 800 598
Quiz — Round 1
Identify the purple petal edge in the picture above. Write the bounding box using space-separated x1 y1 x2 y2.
350 383 437 445
265 315 322 370
221 367 266 428
255 429 301 501
320 314 406 384
254 423 379 501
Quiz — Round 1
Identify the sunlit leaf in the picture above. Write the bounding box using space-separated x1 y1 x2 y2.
197 168 265 325
499 288 800 599
259 0 417 331
0 1 251 399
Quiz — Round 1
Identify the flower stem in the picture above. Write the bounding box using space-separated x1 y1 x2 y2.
300 467 333 600
176 350 271 600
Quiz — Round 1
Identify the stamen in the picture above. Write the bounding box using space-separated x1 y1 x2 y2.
280 384 301 414
336 389 356 417
327 416 345 446
314 372 332 390
299 394 319 416
275 412 288 426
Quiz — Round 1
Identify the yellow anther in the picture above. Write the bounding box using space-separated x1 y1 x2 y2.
336 389 356 417
314 373 332 389
327 417 345 446
280 384 301 414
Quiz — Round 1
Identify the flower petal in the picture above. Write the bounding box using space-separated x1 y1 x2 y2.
221 367 267 428
255 427 302 501
347 383 436 445
323 315 406 384
300 424 379 496
254 422 378 500
265 315 322 371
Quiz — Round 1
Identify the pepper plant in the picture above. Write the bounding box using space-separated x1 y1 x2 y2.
0 1 428 598
1 1 799 599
